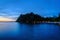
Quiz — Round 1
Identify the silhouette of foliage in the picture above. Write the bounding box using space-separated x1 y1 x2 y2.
16 12 60 24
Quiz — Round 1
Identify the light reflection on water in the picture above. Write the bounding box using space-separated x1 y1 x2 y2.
0 22 20 37
0 22 60 40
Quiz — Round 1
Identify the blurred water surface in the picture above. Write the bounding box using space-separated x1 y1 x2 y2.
0 22 60 40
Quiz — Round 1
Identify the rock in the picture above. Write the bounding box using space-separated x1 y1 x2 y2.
16 12 43 24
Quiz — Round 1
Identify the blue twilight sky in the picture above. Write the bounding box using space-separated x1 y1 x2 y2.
0 0 60 20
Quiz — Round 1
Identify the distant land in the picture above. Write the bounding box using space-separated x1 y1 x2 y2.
16 12 60 24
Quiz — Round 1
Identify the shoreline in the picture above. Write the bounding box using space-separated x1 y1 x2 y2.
0 21 60 23
0 21 60 24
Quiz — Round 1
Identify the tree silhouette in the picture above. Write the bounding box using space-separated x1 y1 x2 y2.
56 13 60 21
16 12 60 24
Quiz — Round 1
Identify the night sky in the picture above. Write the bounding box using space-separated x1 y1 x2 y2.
0 0 60 20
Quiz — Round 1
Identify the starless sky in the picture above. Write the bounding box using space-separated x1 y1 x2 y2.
0 0 60 21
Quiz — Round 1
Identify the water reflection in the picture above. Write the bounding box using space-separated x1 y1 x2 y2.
19 23 60 40
0 22 20 37
0 22 60 40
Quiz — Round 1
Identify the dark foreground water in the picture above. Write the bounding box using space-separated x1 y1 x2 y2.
0 22 60 40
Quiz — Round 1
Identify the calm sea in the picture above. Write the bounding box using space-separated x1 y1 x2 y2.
0 22 60 40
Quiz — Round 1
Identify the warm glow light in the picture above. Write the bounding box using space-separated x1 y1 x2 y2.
0 17 15 21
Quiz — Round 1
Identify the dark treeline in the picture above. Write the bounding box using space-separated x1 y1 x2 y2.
16 12 60 24
43 14 60 22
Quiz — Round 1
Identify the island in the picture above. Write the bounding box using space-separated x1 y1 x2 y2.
16 12 60 24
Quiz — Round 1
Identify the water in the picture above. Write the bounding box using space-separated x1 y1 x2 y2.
0 22 60 40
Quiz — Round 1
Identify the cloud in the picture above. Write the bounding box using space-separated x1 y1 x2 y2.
0 13 8 16
6 15 18 20
0 15 18 20
0 16 15 21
